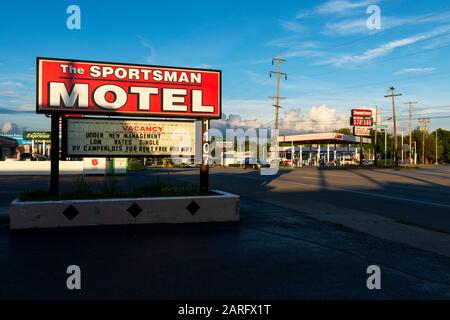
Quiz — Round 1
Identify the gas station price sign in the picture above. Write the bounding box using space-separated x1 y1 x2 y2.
350 117 373 126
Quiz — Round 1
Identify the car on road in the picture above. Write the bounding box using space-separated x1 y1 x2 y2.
243 157 270 169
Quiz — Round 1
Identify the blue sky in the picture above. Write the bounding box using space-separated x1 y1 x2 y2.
1 0 450 133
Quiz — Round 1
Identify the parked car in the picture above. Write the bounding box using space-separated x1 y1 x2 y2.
33 155 48 161
243 158 270 169
19 153 32 161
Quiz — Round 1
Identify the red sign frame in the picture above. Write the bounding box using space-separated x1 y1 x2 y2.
36 57 221 119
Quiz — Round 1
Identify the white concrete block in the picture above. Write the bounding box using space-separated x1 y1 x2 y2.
9 190 239 229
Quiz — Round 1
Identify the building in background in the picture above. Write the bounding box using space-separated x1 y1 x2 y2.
0 136 19 160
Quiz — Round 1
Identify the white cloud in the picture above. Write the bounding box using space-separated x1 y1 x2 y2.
265 38 324 59
136 35 157 64
279 20 304 33
211 113 265 132
285 50 325 58
295 0 377 18
394 67 435 75
316 0 378 15
0 81 24 88
1 122 22 134
244 70 273 86
422 33 450 49
319 24 450 66
16 102 34 111
0 90 16 96
323 18 368 36
279 105 348 134
212 104 349 135
323 10 450 36
295 11 310 19
266 37 319 50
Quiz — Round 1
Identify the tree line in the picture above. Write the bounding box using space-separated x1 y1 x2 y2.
335 127 450 164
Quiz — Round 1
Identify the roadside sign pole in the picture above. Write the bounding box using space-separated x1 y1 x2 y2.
384 129 387 165
359 138 363 165
200 119 209 195
49 113 60 196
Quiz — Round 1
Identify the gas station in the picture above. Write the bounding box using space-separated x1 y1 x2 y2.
278 132 372 166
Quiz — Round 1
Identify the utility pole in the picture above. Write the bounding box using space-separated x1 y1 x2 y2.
374 106 379 167
401 131 404 163
414 141 417 165
418 118 430 164
435 129 439 165
404 101 417 165
384 87 402 167
269 56 287 129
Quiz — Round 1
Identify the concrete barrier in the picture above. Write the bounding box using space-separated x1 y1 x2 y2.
10 190 240 229
0 161 83 175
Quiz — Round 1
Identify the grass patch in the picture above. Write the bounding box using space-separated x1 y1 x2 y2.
19 179 200 202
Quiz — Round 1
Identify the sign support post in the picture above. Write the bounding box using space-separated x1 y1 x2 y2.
49 113 60 195
360 138 363 165
200 119 209 195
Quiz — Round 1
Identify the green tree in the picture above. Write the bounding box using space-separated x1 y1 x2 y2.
334 128 352 135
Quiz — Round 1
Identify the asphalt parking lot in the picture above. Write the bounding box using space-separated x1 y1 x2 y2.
0 166 450 299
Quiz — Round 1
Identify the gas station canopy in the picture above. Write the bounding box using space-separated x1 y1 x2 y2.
278 132 371 145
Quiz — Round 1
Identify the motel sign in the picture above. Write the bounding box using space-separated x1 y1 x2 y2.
37 58 221 119
37 57 221 195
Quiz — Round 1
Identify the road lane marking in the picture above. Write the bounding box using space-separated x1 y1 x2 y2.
228 173 450 209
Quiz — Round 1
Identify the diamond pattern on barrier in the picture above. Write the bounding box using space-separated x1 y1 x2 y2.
186 201 200 215
127 202 143 218
62 205 79 221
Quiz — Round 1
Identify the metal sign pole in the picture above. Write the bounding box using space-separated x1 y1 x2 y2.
49 113 60 195
200 119 209 195
360 138 363 165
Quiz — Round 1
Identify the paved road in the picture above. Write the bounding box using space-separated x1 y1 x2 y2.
0 167 450 299
165 166 450 256
207 166 450 233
